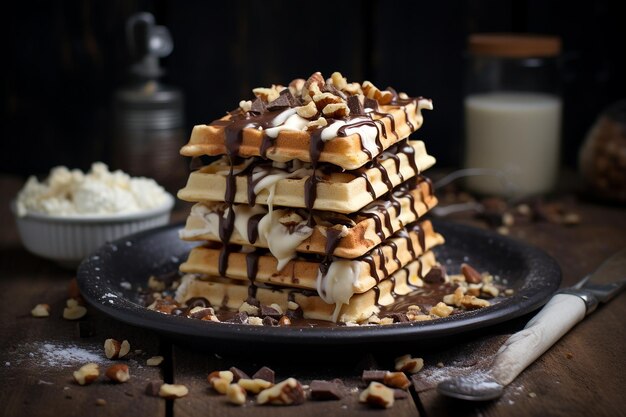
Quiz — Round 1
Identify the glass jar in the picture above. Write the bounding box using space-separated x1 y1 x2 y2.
463 34 562 197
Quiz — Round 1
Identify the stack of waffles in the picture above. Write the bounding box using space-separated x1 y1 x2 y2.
175 72 445 324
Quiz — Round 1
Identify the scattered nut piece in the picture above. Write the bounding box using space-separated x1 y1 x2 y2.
528 392 537 398
430 302 453 318
31 304 50 318
252 86 280 103
504 288 515 296
95 398 106 406
105 364 130 383
104 339 122 359
342 82 362 95
147 276 166 292
238 378 273 394
147 356 164 366
460 295 491 310
306 116 328 131
119 340 130 358
66 298 79 308
63 304 87 320
226 383 247 405
159 383 188 399
322 102 350 118
359 381 395 409
288 78 305 97
302 72 325 102
257 378 305 405
361 81 393 105
239 100 252 112
248 316 263 326
73 363 100 386
208 370 234 394
395 354 424 374
461 263 483 284
482 284 500 298
383 372 410 390
328 72 348 90
287 301 299 310
278 316 291 326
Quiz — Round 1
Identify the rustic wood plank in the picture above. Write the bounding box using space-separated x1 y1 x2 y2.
171 345 420 416
0 249 166 417
415 199 626 417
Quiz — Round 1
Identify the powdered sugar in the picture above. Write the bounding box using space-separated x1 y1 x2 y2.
14 342 105 368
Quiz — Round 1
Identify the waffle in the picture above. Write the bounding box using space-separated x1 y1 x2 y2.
180 177 437 259
178 140 436 213
179 220 444 301
175 251 438 323
181 99 432 170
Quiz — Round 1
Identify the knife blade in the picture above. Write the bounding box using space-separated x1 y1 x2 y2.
487 247 626 387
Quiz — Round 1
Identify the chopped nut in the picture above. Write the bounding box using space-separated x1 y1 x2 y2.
296 101 318 119
322 102 350 118
328 72 348 90
104 339 122 359
497 226 510 235
361 81 393 105
239 100 252 112
394 355 424 374
399 92 410 99
238 301 260 316
148 275 166 292
467 283 482 297
430 302 453 318
367 315 381 324
257 378 305 405
406 311 432 322
504 288 515 296
287 301 299 310
562 212 581 226
461 263 483 284
302 72 326 103
159 383 188 399
105 364 130 383
342 82 362 95
443 287 465 306
482 284 500 298
208 370 234 394
31 304 50 318
306 116 328 131
66 298 79 308
95 398 106 406
227 383 247 405
359 381 394 409
146 356 164 366
248 316 263 326
238 378 273 394
252 86 280 103
383 372 410 390
119 340 130 358
73 363 99 386
379 317 395 325
63 305 87 320
288 78 305 97
460 295 490 310
278 316 291 326
502 212 515 227
313 90 344 111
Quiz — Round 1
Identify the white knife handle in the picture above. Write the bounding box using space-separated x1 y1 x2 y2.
491 293 586 386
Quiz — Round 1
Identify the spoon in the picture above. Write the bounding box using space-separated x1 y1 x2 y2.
437 373 503 401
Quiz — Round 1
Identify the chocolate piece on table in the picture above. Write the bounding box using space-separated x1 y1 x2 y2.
385 312 409 323
252 366 275 384
262 316 278 326
423 265 446 284
229 367 250 382
228 311 248 324
145 381 162 397
362 370 388 383
347 95 364 115
309 380 345 401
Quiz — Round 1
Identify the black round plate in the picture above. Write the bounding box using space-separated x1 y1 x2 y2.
77 221 560 351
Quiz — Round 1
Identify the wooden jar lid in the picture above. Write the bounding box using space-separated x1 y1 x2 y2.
469 33 561 58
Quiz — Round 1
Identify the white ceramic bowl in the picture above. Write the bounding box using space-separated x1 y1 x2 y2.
12 194 175 268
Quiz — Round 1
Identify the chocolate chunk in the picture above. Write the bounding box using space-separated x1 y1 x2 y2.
362 370 388 383
286 306 303 320
250 97 267 114
228 311 248 324
394 389 408 399
279 88 299 107
262 316 279 326
145 381 162 397
252 366 275 384
347 95 364 115
229 367 250 382
424 266 446 284
246 296 261 307
309 380 345 401
260 304 281 319
364 97 379 111
189 307 214 320
266 93 291 111
461 263 482 284
384 313 409 323
186 297 211 309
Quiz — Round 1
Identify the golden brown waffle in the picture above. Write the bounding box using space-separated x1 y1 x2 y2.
180 178 437 259
178 141 435 213
175 251 438 323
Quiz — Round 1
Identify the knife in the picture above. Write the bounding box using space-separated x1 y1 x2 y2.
438 247 626 400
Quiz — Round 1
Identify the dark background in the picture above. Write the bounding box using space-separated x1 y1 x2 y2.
3 0 625 179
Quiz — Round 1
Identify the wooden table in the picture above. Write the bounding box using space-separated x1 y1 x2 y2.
1 175 625 417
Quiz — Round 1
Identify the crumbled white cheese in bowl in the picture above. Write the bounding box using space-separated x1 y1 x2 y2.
16 162 172 218
12 163 175 267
